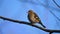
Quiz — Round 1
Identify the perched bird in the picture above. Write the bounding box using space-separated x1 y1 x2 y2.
27 10 46 28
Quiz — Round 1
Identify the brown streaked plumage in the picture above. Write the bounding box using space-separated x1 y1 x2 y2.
27 10 46 28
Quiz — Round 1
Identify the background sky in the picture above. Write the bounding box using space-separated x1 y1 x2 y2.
0 0 60 34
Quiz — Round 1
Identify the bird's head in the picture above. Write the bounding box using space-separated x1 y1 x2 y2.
27 10 34 14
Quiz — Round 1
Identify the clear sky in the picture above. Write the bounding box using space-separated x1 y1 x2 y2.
0 0 60 34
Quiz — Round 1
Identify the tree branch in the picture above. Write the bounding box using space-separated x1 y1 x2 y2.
52 0 60 8
49 32 52 34
0 16 60 33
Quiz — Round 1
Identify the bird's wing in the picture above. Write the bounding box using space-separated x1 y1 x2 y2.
33 12 41 22
34 13 46 28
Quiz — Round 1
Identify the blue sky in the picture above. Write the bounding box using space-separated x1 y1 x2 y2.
0 0 60 34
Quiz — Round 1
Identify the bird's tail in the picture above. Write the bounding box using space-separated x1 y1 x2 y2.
39 21 46 28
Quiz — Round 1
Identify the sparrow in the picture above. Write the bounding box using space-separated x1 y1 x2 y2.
27 10 46 28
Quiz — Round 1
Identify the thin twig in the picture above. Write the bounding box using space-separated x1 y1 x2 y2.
52 0 60 8
0 16 60 33
19 0 60 11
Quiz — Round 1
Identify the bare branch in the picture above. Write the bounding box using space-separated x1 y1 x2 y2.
0 16 60 33
52 0 60 8
49 32 53 34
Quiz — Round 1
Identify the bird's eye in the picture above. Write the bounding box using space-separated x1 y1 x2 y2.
35 17 38 18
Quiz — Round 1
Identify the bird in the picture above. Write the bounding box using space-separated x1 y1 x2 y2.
27 10 46 28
